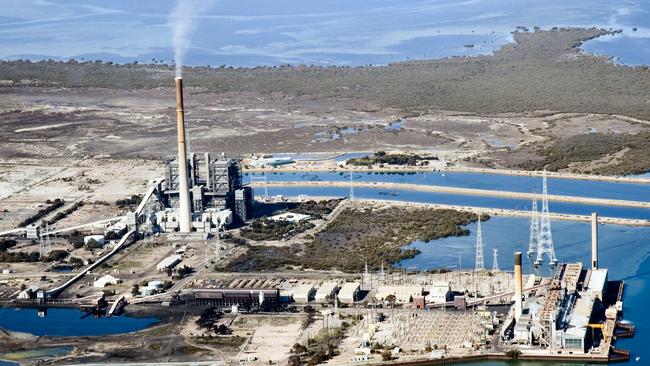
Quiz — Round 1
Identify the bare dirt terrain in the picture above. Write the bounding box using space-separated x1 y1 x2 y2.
0 28 649 176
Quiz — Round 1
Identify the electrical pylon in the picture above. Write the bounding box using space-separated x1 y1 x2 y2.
349 170 354 201
492 249 499 271
475 213 485 271
527 196 540 258
535 170 558 266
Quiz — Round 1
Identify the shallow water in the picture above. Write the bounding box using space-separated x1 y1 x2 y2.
0 346 73 362
2 0 649 66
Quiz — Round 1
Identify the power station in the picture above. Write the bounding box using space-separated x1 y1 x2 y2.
139 77 254 235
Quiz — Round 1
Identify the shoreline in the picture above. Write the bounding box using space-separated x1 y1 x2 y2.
253 194 650 226
347 199 650 226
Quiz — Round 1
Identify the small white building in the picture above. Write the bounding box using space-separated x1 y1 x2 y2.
315 282 339 303
17 286 39 300
25 224 40 239
291 284 315 303
426 281 451 304
375 285 422 304
157 255 182 272
93 274 120 288
338 282 361 304
104 222 127 237
269 212 311 223
140 286 158 296
249 157 294 168
84 235 106 246
148 280 164 289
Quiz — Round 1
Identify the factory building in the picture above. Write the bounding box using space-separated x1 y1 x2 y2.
93 274 121 288
561 295 594 352
338 282 361 304
506 259 612 355
129 79 253 236
585 268 608 301
190 289 280 311
162 153 253 227
84 235 105 246
157 255 182 272
426 282 451 304
375 285 422 304
315 281 339 303
290 284 316 303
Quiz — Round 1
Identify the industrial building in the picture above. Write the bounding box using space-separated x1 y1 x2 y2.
315 281 339 303
502 215 623 357
157 255 182 272
93 275 120 288
426 282 451 304
248 156 294 168
136 78 254 236
188 288 280 311
84 235 105 246
162 153 253 227
290 284 315 303
375 285 422 304
338 282 361 303
139 280 165 296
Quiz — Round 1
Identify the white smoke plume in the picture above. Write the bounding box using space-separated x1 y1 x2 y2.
169 0 215 77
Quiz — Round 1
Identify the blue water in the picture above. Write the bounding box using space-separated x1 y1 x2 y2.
246 171 650 202
2 0 649 67
245 171 650 219
260 186 650 220
0 308 158 337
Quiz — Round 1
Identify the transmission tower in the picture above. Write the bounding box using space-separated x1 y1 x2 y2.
45 231 51 255
39 235 45 258
362 261 371 290
475 213 485 271
349 171 354 201
535 170 558 266
492 249 499 271
527 196 540 258
39 224 51 257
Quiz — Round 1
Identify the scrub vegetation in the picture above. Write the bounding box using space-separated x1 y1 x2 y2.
2 29 649 120
226 206 487 272
520 132 650 175
347 151 433 167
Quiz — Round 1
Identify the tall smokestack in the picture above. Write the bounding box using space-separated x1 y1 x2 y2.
591 212 598 270
514 252 523 320
175 77 192 233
